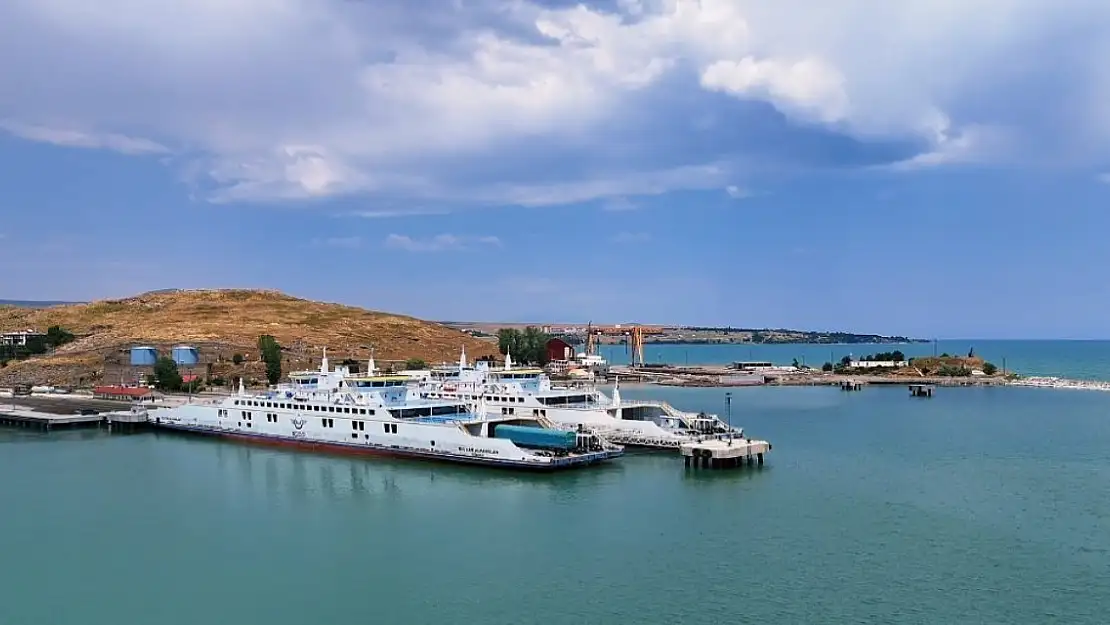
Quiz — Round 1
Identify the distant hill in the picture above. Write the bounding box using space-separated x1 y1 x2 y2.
0 299 81 308
0 289 499 387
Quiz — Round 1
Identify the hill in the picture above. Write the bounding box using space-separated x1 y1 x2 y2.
0 289 500 387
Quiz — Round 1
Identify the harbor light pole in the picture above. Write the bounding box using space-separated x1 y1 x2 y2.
725 392 733 444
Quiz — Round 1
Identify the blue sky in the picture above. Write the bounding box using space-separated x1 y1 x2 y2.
2 0 1110 339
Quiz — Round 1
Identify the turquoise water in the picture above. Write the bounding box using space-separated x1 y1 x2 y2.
3 384 1109 623
601 340 1110 380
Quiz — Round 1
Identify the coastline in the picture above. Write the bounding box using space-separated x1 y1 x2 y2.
608 364 1110 392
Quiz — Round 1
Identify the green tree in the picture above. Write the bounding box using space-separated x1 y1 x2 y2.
496 327 553 364
821 362 833 372
258 335 283 385
45 325 75 348
404 358 427 370
982 362 998 375
152 357 183 392
232 353 244 365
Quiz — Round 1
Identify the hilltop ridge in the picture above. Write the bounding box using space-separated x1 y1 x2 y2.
0 289 499 387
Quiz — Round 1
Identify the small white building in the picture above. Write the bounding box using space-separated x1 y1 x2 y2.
0 329 45 347
848 360 908 368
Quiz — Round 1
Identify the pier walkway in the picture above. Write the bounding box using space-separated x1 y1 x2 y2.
0 402 150 432
681 437 771 470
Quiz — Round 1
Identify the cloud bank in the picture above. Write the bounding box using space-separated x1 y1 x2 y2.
3 0 1109 209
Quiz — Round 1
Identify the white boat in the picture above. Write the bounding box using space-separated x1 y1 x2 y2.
149 351 622 471
416 349 745 449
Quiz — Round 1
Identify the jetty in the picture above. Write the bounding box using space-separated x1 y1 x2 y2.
0 402 150 432
909 384 935 398
681 437 771 470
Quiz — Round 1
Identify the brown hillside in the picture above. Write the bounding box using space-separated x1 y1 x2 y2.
0 289 499 387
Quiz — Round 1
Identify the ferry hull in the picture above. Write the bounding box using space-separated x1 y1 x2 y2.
154 422 622 471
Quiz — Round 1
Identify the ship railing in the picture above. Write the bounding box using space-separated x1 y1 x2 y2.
613 398 721 422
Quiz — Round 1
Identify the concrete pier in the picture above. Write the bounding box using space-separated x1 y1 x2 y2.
681 437 772 470
909 384 935 398
840 380 863 391
0 403 150 432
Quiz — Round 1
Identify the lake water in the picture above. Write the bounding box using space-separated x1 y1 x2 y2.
600 339 1110 380
3 382 1109 623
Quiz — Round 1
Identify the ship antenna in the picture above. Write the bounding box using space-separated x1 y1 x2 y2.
321 347 329 374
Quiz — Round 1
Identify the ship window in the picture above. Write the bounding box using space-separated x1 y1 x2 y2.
391 424 398 433
234 400 239 406
368 409 375 415
351 433 358 439
359 421 365 431
383 423 390 433
431 440 435 447
352 420 358 430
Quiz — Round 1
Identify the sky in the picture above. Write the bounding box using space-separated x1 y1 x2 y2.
2 0 1110 339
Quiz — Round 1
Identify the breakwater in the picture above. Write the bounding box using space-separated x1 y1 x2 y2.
1007 376 1110 392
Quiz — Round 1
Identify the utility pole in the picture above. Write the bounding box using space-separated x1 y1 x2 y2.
726 392 733 444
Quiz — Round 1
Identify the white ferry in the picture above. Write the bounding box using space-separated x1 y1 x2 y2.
416 350 744 449
149 352 622 471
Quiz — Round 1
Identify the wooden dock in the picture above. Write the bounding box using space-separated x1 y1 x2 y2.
680 437 771 470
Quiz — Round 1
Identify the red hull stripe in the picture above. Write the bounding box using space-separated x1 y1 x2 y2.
156 423 621 471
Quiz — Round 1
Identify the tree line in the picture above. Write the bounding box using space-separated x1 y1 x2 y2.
0 326 75 366
496 327 553 365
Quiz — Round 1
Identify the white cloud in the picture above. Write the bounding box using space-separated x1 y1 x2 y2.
0 120 168 155
385 234 501 253
725 185 750 199
351 208 451 219
701 57 849 125
2 0 1109 206
603 198 638 212
458 163 729 207
612 231 652 244
310 236 363 249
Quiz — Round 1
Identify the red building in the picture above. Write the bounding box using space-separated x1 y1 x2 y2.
93 386 155 401
545 338 574 363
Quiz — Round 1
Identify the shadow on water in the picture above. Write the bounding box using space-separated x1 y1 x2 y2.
680 463 772 485
144 427 631 505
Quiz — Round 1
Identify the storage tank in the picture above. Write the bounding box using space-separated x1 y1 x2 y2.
130 346 158 366
171 345 200 366
492 424 576 451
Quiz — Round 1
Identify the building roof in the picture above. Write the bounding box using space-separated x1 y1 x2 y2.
181 374 200 383
93 386 153 397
